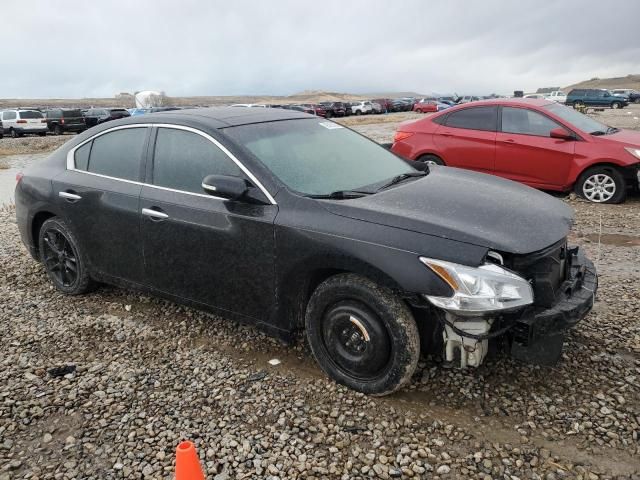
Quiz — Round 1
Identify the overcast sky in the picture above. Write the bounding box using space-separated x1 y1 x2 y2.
3 0 640 98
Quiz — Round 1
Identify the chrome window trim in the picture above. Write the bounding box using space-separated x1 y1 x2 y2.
65 123 277 205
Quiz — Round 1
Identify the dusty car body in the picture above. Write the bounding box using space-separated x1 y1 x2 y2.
15 108 597 395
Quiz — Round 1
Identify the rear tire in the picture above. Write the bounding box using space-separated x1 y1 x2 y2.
572 101 584 109
54 125 63 135
38 218 96 295
10 129 18 138
612 102 622 109
575 166 626 204
305 274 420 396
416 154 445 166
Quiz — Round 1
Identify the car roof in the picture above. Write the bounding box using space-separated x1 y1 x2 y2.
112 107 312 129
445 98 554 110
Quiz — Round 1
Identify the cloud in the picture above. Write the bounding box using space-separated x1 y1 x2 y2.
2 0 639 98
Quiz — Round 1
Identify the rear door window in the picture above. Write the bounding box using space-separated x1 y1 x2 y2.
86 128 148 181
501 107 560 137
444 106 497 131
152 127 241 194
19 111 43 119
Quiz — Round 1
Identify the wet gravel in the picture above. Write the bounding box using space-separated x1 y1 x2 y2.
1 106 640 479
1 194 639 480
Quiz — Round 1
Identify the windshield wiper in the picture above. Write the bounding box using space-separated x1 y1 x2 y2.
591 126 619 136
307 190 374 199
376 171 427 191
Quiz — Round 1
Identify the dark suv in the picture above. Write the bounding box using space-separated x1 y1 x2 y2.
318 102 346 118
566 89 628 109
83 108 131 128
45 109 86 135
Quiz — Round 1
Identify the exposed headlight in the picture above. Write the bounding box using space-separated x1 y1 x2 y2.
419 257 534 314
625 147 640 160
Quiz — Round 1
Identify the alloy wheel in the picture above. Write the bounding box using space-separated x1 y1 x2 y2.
583 173 616 203
42 227 79 287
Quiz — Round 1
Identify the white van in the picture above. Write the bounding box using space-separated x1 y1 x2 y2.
0 110 48 137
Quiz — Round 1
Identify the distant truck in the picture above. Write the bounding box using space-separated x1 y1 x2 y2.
544 91 567 103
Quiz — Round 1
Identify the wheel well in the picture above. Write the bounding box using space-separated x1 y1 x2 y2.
31 211 56 255
575 162 624 184
416 153 445 164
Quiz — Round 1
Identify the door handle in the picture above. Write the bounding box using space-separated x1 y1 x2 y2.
142 208 169 220
500 138 516 143
59 191 82 202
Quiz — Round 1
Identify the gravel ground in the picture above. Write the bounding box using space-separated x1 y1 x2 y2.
1 107 640 479
0 135 69 157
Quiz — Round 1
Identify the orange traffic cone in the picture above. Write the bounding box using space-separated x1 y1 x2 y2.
175 441 205 480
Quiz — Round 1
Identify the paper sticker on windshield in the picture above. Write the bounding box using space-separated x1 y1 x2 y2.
318 122 344 130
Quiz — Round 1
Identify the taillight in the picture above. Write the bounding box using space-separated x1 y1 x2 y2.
17 119 27 124
60 118 65 124
16 172 24 183
41 119 47 123
393 131 415 142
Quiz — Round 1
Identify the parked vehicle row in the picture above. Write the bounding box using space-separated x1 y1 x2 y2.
0 109 48 137
392 98 640 204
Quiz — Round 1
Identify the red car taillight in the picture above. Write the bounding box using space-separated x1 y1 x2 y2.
16 119 27 124
41 119 47 123
60 118 65 124
393 131 414 142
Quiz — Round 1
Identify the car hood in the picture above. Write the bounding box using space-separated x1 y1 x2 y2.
602 128 640 146
321 167 574 255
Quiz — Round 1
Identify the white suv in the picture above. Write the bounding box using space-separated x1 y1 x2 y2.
350 101 373 115
1 110 48 137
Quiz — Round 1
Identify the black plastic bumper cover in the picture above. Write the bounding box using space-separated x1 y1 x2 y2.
511 246 597 365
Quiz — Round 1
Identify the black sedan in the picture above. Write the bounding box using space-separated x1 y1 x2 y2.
15 108 597 395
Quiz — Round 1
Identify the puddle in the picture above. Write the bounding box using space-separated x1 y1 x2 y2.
0 153 48 205
584 233 640 247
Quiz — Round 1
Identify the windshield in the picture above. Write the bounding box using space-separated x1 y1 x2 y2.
543 102 609 134
223 119 415 196
19 111 43 119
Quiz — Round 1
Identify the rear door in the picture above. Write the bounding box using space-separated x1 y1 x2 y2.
494 106 575 188
433 106 498 172
52 125 149 284
140 125 278 320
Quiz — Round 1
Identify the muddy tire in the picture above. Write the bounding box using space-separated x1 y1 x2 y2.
305 273 420 396
38 218 96 295
416 154 445 166
575 166 626 204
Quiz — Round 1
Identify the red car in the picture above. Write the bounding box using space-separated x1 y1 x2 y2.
392 99 640 203
413 100 438 113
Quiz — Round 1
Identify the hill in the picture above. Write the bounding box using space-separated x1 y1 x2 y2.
564 74 640 91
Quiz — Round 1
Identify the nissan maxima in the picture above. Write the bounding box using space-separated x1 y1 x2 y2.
15 108 597 395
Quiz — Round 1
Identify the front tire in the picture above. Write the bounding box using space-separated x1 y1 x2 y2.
38 218 95 295
612 102 622 109
416 154 445 166
305 274 420 396
575 166 626 204
54 124 63 135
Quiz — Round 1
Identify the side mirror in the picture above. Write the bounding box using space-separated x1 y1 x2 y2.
201 174 248 200
549 127 573 140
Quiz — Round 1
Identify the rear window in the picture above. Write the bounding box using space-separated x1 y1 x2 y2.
62 110 83 118
84 128 147 181
19 111 43 119
444 106 497 131
110 109 130 115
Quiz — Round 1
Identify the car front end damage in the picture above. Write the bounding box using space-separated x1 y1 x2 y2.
413 240 597 367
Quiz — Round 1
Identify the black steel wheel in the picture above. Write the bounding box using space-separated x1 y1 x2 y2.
38 218 95 294
305 274 420 396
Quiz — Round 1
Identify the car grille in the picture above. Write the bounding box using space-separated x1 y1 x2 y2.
507 239 568 309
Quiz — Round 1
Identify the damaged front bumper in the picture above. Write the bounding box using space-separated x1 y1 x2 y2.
510 246 597 365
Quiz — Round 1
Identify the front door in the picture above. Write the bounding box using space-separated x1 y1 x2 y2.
140 126 278 321
52 126 149 283
494 106 575 188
